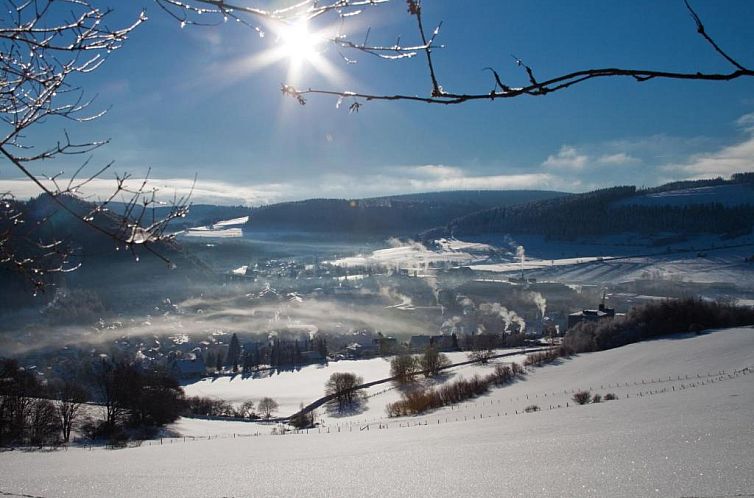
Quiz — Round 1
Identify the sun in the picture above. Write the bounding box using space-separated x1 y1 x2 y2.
277 19 322 66
231 16 343 90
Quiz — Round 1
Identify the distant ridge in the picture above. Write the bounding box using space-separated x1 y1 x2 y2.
144 189 567 236
423 174 754 241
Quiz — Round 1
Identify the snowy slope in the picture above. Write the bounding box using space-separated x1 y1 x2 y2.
180 349 529 420
471 245 754 288
614 183 754 208
1 327 752 497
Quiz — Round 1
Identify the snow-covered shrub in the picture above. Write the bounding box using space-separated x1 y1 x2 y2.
573 390 592 405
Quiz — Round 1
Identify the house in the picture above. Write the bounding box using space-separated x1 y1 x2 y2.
301 350 325 363
409 335 432 352
373 336 398 355
170 353 206 379
429 334 457 352
567 302 616 329
409 334 457 352
344 342 377 359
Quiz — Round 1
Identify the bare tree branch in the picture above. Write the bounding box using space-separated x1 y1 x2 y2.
166 0 753 107
0 0 191 291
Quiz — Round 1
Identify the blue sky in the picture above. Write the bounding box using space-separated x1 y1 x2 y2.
3 0 754 205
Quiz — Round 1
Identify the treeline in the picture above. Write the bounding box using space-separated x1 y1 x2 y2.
0 359 79 446
563 298 754 354
242 190 565 234
0 358 186 447
87 360 185 443
213 333 329 374
184 396 278 420
248 198 489 234
640 172 754 194
432 179 754 240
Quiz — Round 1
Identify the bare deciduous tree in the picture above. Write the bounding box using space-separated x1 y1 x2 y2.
258 396 278 419
390 353 418 384
324 371 363 411
1 0 192 291
236 400 255 419
418 346 450 378
55 382 88 443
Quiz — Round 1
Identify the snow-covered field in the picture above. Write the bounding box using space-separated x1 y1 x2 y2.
613 183 754 208
2 327 752 497
471 247 754 288
327 238 495 270
180 349 529 420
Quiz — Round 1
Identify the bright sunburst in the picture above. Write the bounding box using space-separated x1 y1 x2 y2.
278 19 322 66
225 17 345 103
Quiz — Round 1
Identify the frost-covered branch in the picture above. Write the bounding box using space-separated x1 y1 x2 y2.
0 0 189 291
164 0 754 108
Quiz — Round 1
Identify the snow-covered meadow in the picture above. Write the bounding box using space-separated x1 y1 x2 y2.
180 349 531 423
2 327 752 497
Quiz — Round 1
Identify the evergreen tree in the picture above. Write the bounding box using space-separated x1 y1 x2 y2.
294 340 302 366
226 333 241 372
241 351 251 375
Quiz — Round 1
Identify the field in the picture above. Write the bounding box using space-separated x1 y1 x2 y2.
1 327 752 497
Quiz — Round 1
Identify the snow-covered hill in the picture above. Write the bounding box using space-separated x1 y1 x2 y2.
613 183 754 208
1 327 752 497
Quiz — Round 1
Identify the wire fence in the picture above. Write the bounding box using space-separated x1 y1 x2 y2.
14 365 749 452
71 365 749 450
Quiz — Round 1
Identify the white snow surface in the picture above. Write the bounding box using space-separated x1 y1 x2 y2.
327 238 493 270
471 248 754 287
180 350 526 419
2 327 753 497
183 227 242 238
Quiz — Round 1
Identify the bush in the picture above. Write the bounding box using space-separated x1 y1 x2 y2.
491 364 513 385
386 360 528 417
524 404 540 413
386 374 495 417
79 417 128 445
184 397 234 417
524 350 560 367
511 362 525 376
573 390 592 405
592 394 602 403
604 393 617 401
468 348 495 364
289 404 315 429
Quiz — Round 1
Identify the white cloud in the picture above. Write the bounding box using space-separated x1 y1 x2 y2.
661 136 754 178
735 113 754 133
0 177 288 206
411 165 464 178
542 145 588 170
0 163 602 207
597 153 641 166
407 172 553 191
661 115 754 179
